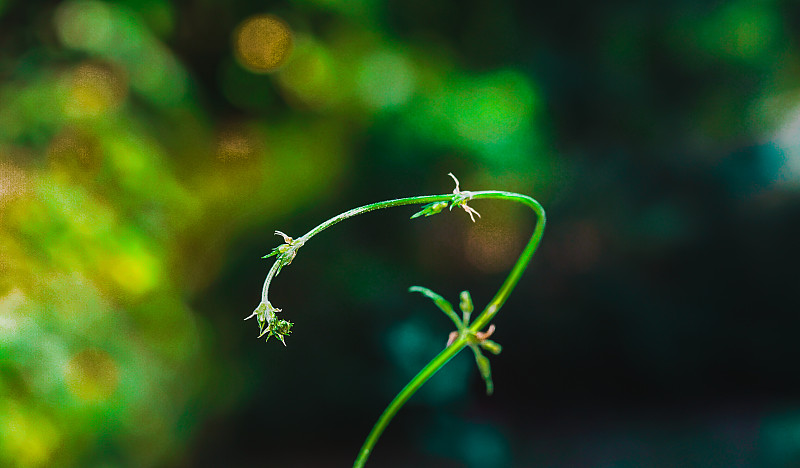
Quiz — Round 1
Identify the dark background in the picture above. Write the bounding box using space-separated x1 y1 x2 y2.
1 0 800 466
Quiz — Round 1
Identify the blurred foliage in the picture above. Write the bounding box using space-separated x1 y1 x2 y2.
1 0 800 467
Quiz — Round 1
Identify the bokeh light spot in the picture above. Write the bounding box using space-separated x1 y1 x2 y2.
0 160 28 207
703 3 778 61
276 36 339 109
65 348 119 403
357 50 416 109
63 62 128 118
54 0 113 53
47 129 102 180
0 288 26 342
130 49 187 105
216 124 258 162
0 402 61 468
465 221 523 273
452 70 535 145
106 250 160 297
233 14 293 73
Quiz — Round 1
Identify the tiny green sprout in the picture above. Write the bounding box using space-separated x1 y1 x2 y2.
262 231 291 259
410 287 501 395
410 201 448 219
262 230 305 276
459 290 473 325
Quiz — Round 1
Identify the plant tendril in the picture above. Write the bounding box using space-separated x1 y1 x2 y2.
247 174 546 467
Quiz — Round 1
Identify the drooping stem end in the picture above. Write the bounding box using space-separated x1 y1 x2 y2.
249 301 294 345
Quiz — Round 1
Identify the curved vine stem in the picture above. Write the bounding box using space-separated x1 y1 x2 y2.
250 180 545 467
353 191 545 468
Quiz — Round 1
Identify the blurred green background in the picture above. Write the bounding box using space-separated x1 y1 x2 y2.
2 0 800 466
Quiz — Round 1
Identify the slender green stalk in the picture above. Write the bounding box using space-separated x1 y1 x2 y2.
467 192 547 332
353 334 469 468
352 191 545 468
300 195 453 242
248 177 546 467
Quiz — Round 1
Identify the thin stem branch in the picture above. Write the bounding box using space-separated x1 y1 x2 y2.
467 192 546 331
300 195 453 241
353 335 469 468
260 196 453 305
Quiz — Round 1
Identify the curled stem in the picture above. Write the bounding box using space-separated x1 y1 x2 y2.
250 176 546 467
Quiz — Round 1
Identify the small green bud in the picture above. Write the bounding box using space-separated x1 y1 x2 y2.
261 243 291 259
262 231 302 265
471 347 494 395
479 339 502 355
459 290 473 325
410 201 449 219
459 291 473 315
273 319 293 346
260 318 293 346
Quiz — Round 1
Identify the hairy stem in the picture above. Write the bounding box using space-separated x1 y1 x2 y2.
259 195 453 305
301 195 453 241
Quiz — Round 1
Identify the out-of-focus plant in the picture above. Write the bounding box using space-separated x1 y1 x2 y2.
247 174 546 467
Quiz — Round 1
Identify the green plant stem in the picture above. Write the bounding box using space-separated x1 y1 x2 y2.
467 192 546 332
259 189 546 468
300 195 453 241
260 195 453 304
350 191 545 468
353 334 469 468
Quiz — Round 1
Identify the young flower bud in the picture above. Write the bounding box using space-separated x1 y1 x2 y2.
410 201 449 219
459 290 473 324
459 291 473 314
479 339 502 355
471 348 494 395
